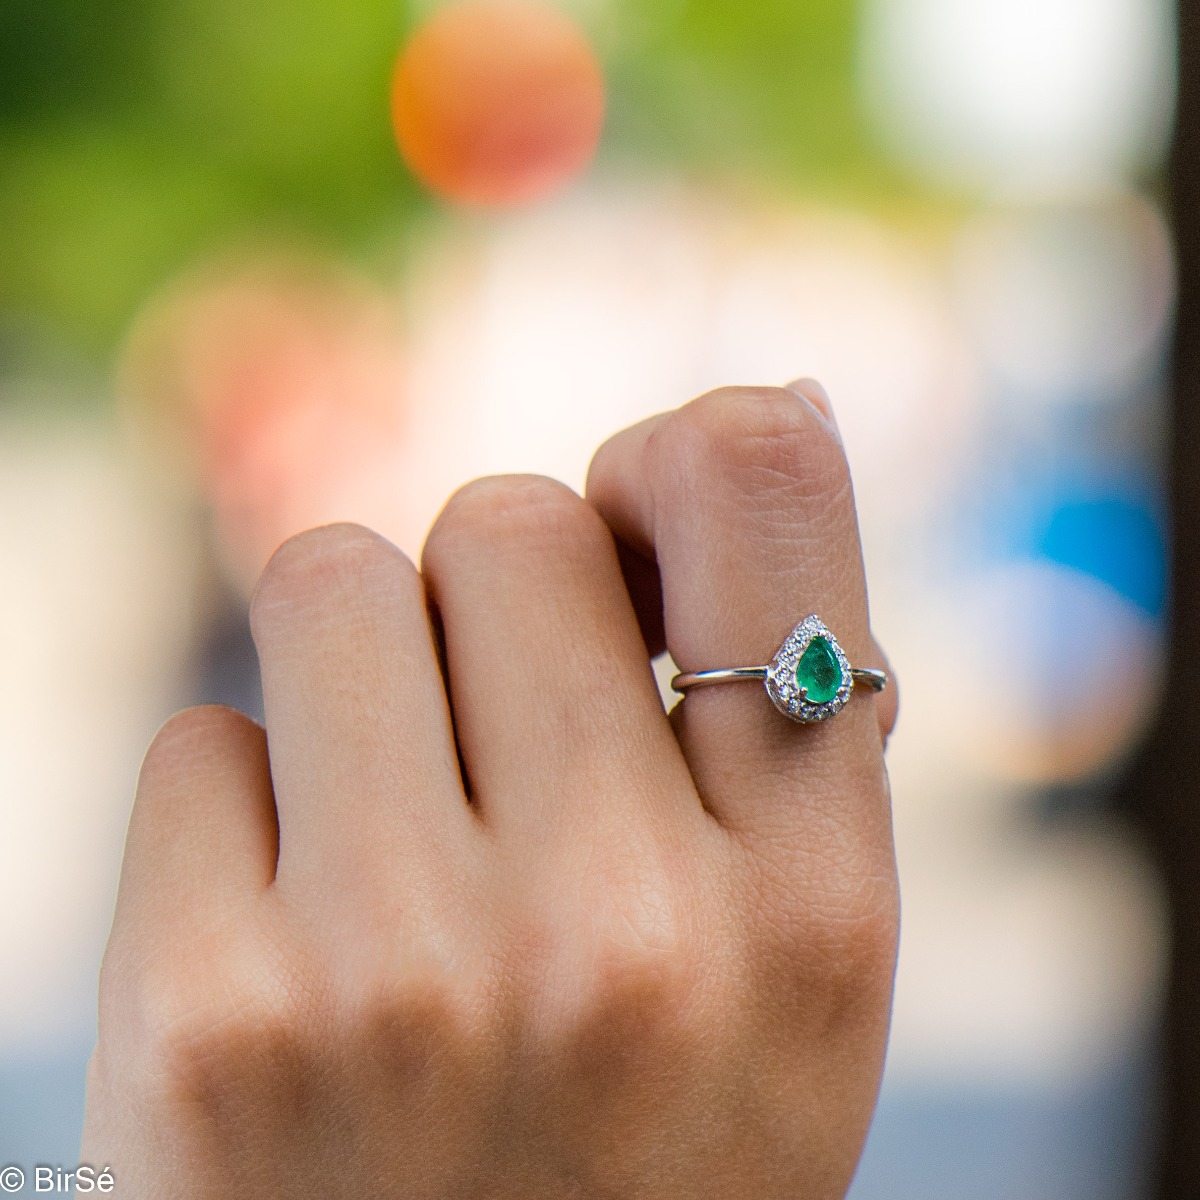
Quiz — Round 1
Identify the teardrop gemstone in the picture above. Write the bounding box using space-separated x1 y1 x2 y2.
795 636 842 704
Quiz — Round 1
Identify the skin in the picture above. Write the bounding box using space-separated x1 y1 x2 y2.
80 381 899 1198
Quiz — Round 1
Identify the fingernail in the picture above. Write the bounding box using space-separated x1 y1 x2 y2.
785 378 840 439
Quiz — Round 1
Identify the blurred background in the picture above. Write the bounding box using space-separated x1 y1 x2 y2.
0 0 1184 1195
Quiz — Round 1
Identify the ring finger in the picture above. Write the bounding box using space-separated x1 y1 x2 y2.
587 384 894 845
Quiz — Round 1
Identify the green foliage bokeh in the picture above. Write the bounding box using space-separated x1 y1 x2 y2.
0 0 893 362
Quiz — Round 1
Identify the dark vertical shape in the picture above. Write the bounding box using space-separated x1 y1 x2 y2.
1139 5 1200 1195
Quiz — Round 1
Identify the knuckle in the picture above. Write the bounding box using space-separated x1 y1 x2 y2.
537 854 708 1047
741 835 898 1016
650 386 851 506
821 876 900 974
425 474 603 564
795 874 899 1003
352 969 484 1081
250 522 418 634
810 896 900 1033
560 935 706 1081
590 845 693 963
131 935 307 1102
590 934 696 1014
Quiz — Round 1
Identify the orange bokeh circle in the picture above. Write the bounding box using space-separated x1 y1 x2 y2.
391 0 606 207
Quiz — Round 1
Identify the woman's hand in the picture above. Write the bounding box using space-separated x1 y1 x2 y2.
81 384 899 1198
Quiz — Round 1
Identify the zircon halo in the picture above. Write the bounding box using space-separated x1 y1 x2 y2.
765 615 854 723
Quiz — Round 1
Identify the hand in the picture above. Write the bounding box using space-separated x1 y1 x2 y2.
82 383 899 1198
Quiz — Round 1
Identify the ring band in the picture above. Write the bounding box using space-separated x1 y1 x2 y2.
672 666 888 691
671 615 888 724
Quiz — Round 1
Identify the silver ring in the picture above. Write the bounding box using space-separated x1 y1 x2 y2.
671 615 888 724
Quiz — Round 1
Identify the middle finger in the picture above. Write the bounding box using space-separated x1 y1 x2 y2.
421 475 692 844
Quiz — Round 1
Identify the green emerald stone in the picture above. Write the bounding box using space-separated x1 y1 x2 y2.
795 636 842 704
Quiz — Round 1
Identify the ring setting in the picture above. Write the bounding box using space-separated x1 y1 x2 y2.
670 615 887 724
